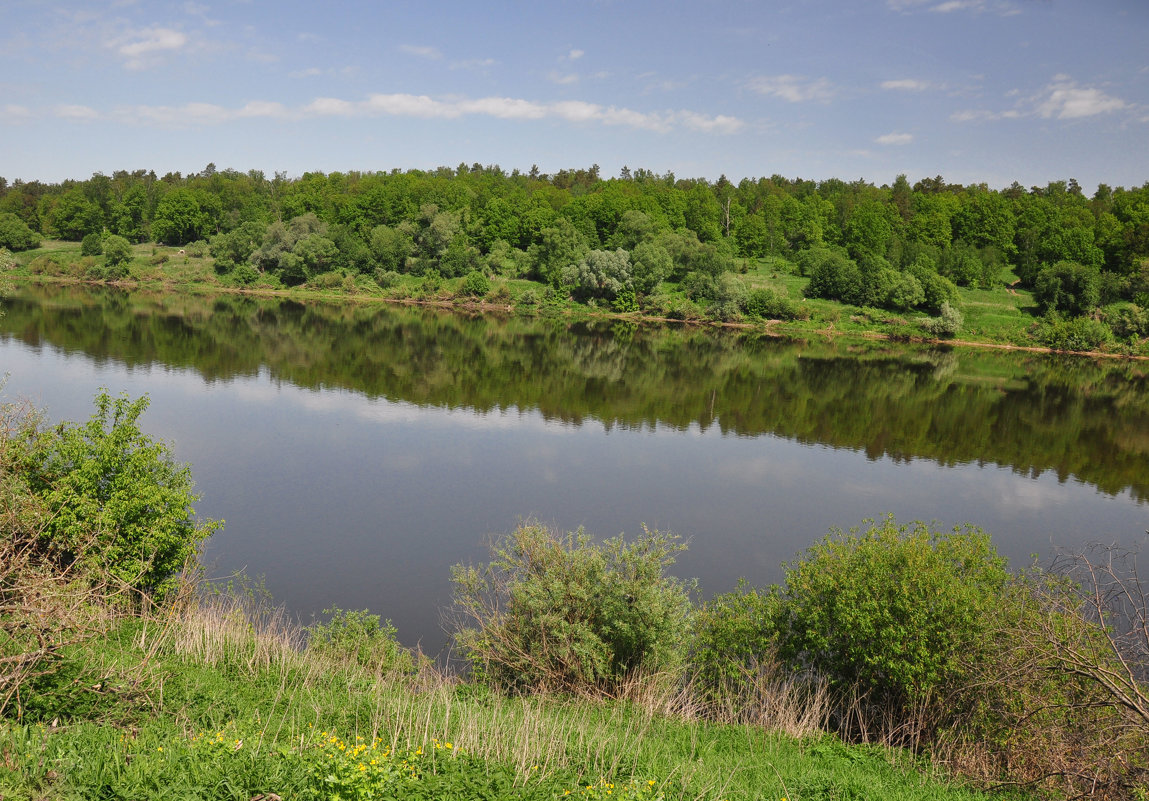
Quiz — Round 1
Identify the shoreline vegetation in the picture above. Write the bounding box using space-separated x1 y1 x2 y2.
5 240 1147 362
2 393 1147 800
1 165 1147 360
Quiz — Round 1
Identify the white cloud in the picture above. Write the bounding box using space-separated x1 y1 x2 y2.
932 0 980 12
747 75 834 103
2 105 34 123
950 108 1021 122
289 67 323 78
451 58 496 71
548 71 580 86
677 111 744 134
304 97 357 116
876 132 913 145
54 104 99 121
1035 77 1126 119
568 49 584 60
881 79 930 92
110 26 188 69
888 0 1019 14
400 44 442 60
48 92 743 135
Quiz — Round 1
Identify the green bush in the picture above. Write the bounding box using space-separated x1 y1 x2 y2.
18 391 220 601
691 580 782 703
80 232 104 257
920 301 964 338
744 287 807 321
103 234 133 267
775 517 1011 711
1034 260 1101 316
306 607 413 675
0 213 41 251
451 523 693 694
1037 314 1113 352
373 268 401 289
460 270 491 297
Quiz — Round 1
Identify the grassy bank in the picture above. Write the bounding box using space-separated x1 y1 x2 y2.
7 239 1145 358
0 592 1008 801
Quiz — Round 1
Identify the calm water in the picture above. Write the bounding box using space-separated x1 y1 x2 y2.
3 283 1147 653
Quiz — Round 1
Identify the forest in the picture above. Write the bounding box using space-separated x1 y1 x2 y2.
2 163 1148 349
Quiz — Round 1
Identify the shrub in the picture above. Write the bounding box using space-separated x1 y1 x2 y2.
745 288 806 321
103 234 133 267
185 239 208 258
775 517 1012 715
920 301 964 338
306 607 413 675
228 263 260 286
0 212 41 251
705 273 748 321
1034 260 1101 316
18 391 220 601
450 523 693 694
80 232 104 257
373 268 401 288
692 581 783 703
460 270 491 297
1037 314 1113 352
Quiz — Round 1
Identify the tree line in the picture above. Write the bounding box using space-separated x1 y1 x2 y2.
2 163 1148 332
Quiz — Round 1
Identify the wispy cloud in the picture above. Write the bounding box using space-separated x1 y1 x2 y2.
54 104 100 121
399 44 442 60
2 105 34 123
107 26 188 70
747 74 835 103
1035 76 1126 119
548 71 579 86
568 49 584 60
81 92 744 135
876 132 914 145
952 75 1128 123
887 0 1019 13
881 79 931 92
451 58 496 71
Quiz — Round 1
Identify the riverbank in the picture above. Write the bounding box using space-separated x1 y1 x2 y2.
7 239 1147 360
0 587 1015 801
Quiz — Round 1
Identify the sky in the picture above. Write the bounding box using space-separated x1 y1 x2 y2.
2 0 1147 192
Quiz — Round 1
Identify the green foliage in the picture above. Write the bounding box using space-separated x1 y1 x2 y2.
460 270 491 297
152 188 211 246
705 273 748 321
802 247 866 306
80 232 103 257
776 517 1012 708
562 248 633 302
921 302 964 338
209 221 265 273
0 212 41 251
20 391 219 600
306 608 413 675
1034 260 1101 316
691 580 782 701
744 287 807 321
102 234 133 268
1037 314 1113 352
451 523 693 693
373 267 401 288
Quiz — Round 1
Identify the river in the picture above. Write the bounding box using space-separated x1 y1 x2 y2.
2 282 1146 653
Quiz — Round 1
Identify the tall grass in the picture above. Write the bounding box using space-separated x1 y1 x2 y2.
0 588 1004 801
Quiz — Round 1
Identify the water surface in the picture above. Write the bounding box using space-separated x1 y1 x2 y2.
3 283 1146 652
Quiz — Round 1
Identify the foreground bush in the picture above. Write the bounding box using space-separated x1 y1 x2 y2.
451 523 693 694
15 391 219 601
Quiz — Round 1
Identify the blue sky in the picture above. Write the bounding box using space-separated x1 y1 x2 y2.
2 0 1146 191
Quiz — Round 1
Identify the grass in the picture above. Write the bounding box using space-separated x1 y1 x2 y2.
8 240 1145 357
0 591 1017 801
